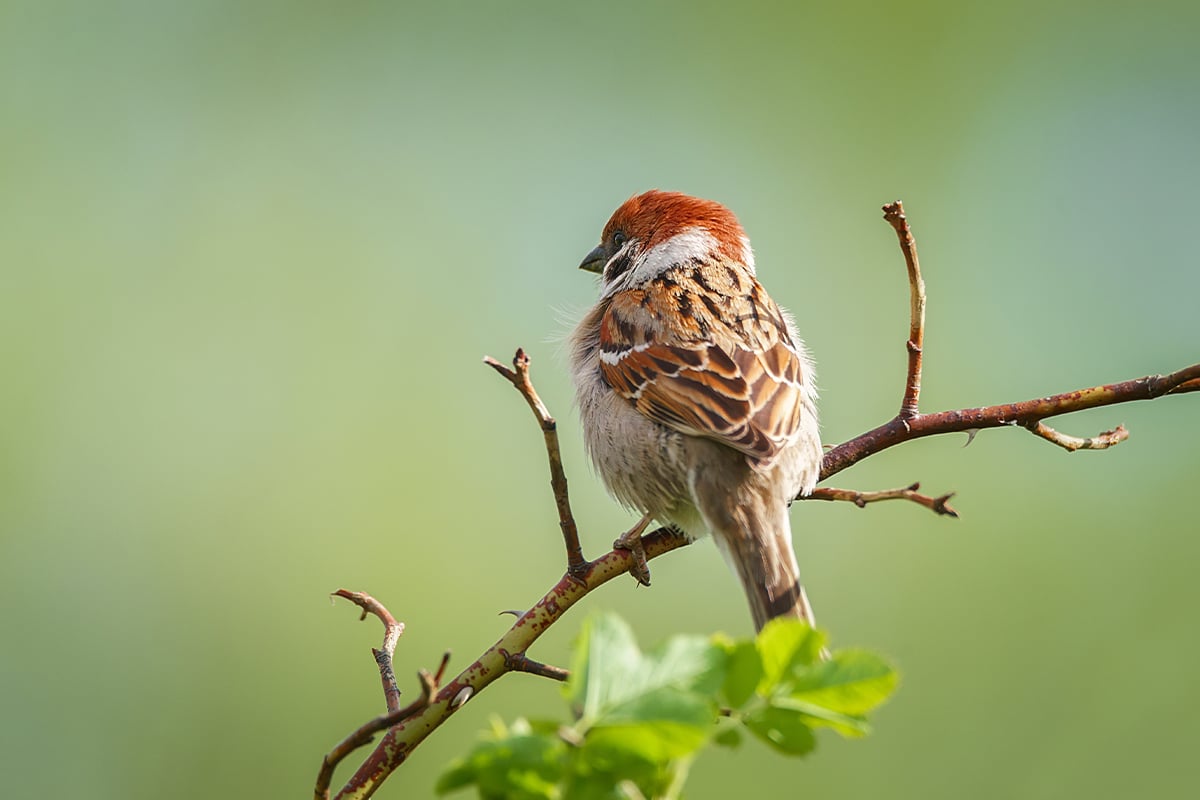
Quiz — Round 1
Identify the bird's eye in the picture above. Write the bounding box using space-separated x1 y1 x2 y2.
612 231 627 248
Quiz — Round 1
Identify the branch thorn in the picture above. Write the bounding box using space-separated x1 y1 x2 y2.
450 686 473 709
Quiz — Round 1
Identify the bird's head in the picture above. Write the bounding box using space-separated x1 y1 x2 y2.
579 190 755 296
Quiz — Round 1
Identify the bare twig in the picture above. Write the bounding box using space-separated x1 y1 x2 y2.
1026 422 1129 452
804 483 958 518
819 363 1200 482
882 201 926 420
484 349 587 576
433 651 452 686
810 203 1198 490
330 590 404 711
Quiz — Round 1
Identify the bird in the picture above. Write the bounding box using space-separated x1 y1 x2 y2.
569 190 823 631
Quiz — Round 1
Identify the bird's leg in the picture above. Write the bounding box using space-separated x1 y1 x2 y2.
613 513 654 586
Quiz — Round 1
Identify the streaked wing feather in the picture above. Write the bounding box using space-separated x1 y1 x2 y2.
600 331 806 464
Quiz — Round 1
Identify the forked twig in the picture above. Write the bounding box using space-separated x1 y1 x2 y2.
819 363 1198 482
818 200 1197 484
316 592 447 800
805 483 958 518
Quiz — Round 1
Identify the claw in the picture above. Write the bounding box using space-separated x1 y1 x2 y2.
613 513 653 586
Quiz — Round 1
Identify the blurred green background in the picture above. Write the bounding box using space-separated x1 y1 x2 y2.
2 0 1197 797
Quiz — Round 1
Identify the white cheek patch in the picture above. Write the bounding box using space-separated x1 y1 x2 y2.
630 228 719 283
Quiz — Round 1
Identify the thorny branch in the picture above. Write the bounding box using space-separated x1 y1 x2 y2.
321 528 689 800
809 200 1198 489
818 361 1199 482
315 591 443 800
317 202 1198 799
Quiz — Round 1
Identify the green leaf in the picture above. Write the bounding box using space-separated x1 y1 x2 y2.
445 613 898 798
557 613 727 799
736 622 897 755
787 648 898 716
742 705 817 756
563 737 683 800
583 717 711 763
565 613 642 719
769 696 872 738
650 633 727 696
755 618 826 693
565 612 724 733
719 640 762 709
435 718 566 798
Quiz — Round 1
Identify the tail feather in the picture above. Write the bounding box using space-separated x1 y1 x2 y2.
688 448 819 633
711 512 816 632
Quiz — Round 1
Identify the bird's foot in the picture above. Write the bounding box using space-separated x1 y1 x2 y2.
613 514 653 586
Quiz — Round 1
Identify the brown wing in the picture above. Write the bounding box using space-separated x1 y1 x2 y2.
598 286 807 464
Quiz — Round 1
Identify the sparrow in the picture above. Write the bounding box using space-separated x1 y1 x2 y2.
569 190 823 631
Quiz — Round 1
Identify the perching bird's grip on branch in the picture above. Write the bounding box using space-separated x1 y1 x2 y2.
315 200 1198 800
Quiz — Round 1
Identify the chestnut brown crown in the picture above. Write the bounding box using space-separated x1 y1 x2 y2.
578 190 753 285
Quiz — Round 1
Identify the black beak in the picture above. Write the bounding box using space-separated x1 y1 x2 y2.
578 244 606 274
